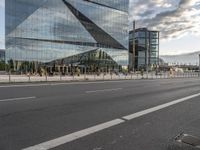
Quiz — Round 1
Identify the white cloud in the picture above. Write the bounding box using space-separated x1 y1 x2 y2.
0 0 4 8
129 0 200 41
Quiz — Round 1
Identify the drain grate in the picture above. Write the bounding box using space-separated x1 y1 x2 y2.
175 133 200 148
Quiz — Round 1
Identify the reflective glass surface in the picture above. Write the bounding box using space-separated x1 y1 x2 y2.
66 0 129 49
89 0 129 12
5 0 129 71
0 50 5 61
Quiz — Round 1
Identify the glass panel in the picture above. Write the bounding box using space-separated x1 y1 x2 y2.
89 0 129 12
150 32 158 38
5 0 48 35
138 57 145 66
66 0 129 49
138 51 145 58
7 0 96 43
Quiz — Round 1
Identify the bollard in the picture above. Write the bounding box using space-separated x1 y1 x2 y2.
44 71 47 82
60 72 62 81
84 68 86 80
28 73 31 82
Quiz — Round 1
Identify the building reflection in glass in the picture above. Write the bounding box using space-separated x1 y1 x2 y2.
5 0 129 74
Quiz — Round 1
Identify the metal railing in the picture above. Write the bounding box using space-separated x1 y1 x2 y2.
0 71 199 83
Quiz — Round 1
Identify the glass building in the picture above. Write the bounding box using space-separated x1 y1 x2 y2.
5 0 129 73
129 28 159 70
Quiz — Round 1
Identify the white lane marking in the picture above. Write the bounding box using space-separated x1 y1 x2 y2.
86 88 122 94
22 119 124 150
123 93 200 120
22 93 200 150
0 97 36 102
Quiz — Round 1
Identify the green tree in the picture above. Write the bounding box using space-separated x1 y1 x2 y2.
8 59 14 71
0 61 5 71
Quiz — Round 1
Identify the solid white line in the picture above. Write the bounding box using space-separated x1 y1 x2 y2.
22 119 124 150
0 96 36 102
123 93 200 120
86 88 122 94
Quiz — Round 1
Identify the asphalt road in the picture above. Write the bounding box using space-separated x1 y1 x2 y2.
0 78 200 150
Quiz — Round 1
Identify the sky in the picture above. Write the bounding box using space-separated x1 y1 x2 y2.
0 0 200 55
129 0 200 55
0 0 4 50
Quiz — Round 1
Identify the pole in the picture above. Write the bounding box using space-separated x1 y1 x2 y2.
146 30 149 79
132 21 136 72
129 21 136 72
199 54 200 77
84 66 86 80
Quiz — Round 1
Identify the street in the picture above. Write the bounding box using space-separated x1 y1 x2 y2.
0 78 200 150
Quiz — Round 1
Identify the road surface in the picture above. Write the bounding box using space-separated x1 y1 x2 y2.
0 78 200 150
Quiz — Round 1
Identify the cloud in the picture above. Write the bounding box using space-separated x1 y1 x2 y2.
129 0 200 40
0 0 4 8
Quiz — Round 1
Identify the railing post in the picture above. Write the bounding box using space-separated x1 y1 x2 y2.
28 72 31 82
9 70 11 83
199 54 200 77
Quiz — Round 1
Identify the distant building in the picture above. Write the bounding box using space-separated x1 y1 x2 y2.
129 28 159 70
0 49 5 61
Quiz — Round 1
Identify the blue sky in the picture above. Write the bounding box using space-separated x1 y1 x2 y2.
0 0 200 55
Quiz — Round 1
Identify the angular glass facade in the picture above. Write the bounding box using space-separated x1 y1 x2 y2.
5 0 129 73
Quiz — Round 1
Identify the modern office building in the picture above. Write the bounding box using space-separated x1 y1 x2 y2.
129 28 159 70
5 0 129 73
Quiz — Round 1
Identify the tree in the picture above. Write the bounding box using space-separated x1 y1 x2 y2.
0 61 5 71
8 59 14 71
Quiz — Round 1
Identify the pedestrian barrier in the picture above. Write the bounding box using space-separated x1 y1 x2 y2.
0 72 199 83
